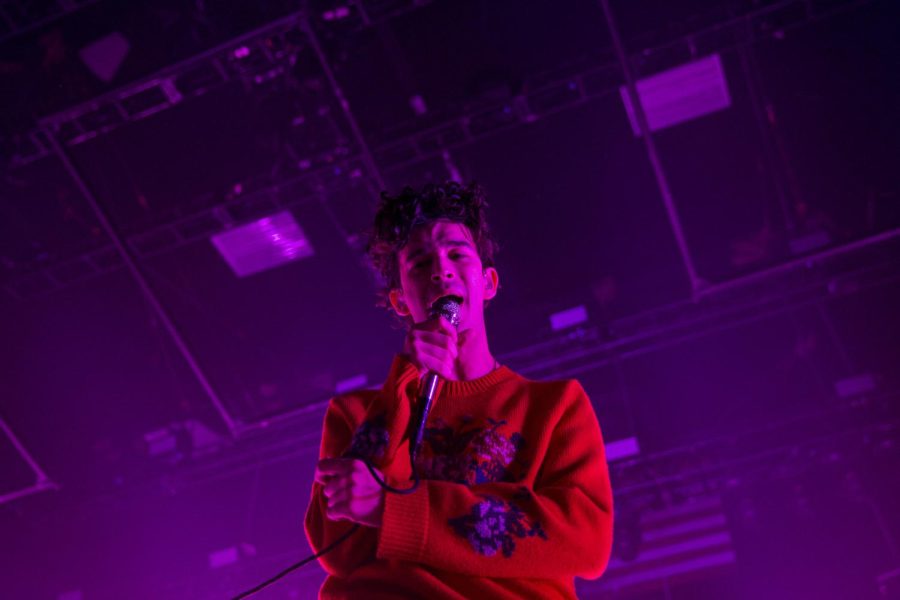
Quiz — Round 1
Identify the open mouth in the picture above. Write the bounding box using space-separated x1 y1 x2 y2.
431 294 464 309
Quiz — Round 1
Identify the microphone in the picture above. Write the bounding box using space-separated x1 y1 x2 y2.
408 295 461 470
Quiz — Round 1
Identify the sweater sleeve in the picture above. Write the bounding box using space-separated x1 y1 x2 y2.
303 355 422 576
375 381 614 580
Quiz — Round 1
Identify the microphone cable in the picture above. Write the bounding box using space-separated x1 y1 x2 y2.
234 297 459 598
231 438 422 599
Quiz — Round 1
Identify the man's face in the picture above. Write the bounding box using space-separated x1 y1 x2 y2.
389 220 498 331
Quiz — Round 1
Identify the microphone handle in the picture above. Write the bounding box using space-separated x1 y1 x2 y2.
409 372 440 468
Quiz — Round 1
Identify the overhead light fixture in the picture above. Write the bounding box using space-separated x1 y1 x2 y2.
211 210 314 277
834 373 877 399
789 229 831 255
142 420 225 464
335 374 368 394
620 53 731 136
605 436 640 462
409 94 428 116
550 305 588 331
208 543 257 569
79 32 130 83
322 6 351 21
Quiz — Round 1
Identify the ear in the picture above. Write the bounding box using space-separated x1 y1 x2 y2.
388 288 410 317
482 267 499 301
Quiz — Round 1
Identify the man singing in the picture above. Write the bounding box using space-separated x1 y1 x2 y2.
305 181 613 598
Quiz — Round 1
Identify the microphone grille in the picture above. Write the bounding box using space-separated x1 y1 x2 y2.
429 296 461 328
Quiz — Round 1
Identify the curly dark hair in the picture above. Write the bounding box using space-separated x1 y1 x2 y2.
366 181 500 314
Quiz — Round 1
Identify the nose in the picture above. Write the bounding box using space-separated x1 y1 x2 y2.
430 256 454 282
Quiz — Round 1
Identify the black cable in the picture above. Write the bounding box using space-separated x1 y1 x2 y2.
230 452 422 598
230 522 360 600
234 302 454 597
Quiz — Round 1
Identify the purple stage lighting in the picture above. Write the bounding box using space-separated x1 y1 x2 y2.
620 54 731 136
335 373 369 394
605 436 641 462
550 305 589 331
208 543 257 570
79 32 130 83
599 498 735 593
211 211 314 277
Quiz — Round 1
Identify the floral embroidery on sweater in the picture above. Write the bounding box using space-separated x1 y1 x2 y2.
415 416 529 485
448 488 548 557
343 412 548 557
342 412 388 461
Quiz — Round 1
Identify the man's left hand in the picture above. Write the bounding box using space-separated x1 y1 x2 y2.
314 458 386 528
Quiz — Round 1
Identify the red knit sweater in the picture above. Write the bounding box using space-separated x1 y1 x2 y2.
304 355 613 599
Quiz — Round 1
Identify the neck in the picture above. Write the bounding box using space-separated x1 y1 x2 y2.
453 325 497 381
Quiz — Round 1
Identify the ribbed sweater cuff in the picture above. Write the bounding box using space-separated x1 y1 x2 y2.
376 481 429 562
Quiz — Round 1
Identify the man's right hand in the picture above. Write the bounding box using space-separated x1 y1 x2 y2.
402 316 458 381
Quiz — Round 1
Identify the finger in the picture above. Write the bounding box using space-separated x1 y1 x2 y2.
317 458 352 475
406 328 456 357
426 317 458 346
322 479 344 499
416 349 457 378
350 465 368 487
411 318 445 331
412 330 456 347
351 488 384 501
417 359 454 381
417 316 458 336
416 344 457 365
434 315 458 338
347 458 372 477
417 338 458 358
327 487 350 507
327 496 353 518
325 502 348 522
412 318 457 338
416 337 459 360
351 460 384 485
413 351 457 375
314 468 336 485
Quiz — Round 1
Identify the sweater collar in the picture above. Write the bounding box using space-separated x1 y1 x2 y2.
392 354 518 399
440 363 517 398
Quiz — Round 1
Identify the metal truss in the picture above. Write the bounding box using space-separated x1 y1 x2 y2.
145 226 900 495
608 396 900 502
9 1 436 167
0 0 99 43
1 0 890 452
3 154 373 300
2 1 892 588
99 365 900 599
0 0 888 483
7 0 871 169
0 414 58 506
2 0 876 300
372 0 875 172
506 227 900 381
0 0 874 300
17 11 311 165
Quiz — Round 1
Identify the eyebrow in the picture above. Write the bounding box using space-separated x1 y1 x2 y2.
404 239 475 262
